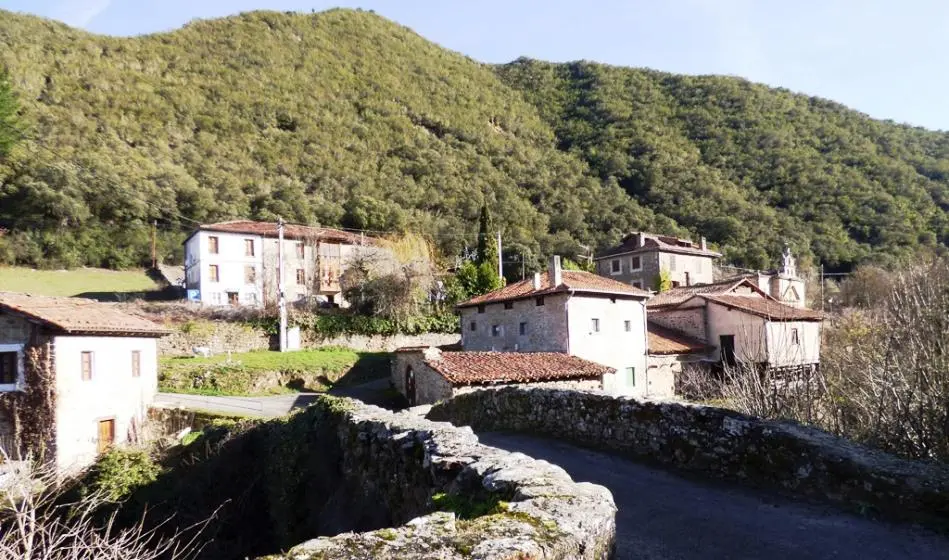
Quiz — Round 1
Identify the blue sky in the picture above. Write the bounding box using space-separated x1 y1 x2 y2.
4 0 949 130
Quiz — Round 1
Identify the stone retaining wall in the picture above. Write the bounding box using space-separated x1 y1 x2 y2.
159 320 459 356
427 387 949 528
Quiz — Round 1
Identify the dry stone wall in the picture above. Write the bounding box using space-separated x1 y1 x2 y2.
428 387 949 529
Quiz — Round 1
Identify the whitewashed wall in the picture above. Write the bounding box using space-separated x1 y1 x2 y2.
705 301 768 363
766 321 821 366
53 335 158 472
566 296 648 396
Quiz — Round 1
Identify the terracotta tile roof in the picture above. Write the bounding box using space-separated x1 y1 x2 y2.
596 232 722 259
424 351 612 386
457 270 650 308
0 292 170 336
647 278 766 308
702 294 823 321
194 220 368 244
648 323 711 355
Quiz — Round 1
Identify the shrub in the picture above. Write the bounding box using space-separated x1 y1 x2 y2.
87 448 162 502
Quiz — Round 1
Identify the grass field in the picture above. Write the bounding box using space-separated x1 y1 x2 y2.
159 348 390 396
0 266 160 296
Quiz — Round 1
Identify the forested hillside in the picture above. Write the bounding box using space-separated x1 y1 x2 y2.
1 8 948 271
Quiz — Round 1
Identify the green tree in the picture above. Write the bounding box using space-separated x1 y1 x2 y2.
475 203 498 268
653 268 672 292
0 69 19 161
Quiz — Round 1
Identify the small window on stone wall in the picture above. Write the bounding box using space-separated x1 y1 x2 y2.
470 321 477 332
0 352 17 385
491 325 502 337
611 259 621 273
477 304 486 314
631 256 641 270
519 322 527 335
535 296 545 306
504 301 513 310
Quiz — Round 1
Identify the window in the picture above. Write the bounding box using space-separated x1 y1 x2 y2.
535 296 545 306
210 292 223 305
244 265 256 284
669 254 677 271
624 320 632 332
519 322 527 335
131 350 141 378
244 239 255 257
243 292 258 304
81 351 93 381
625 367 636 387
671 281 681 288
470 321 477 332
295 242 305 259
209 265 219 282
591 318 600 332
632 281 643 289
296 269 305 285
491 325 502 337
791 328 800 345
477 304 486 314
610 259 621 274
0 352 17 385
631 256 641 270
208 236 219 254
504 301 513 310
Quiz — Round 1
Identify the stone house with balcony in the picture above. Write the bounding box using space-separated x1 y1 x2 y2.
393 256 665 404
595 231 722 290
0 292 167 472
183 220 375 307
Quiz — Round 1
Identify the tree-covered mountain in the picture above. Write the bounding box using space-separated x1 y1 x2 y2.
0 8 947 272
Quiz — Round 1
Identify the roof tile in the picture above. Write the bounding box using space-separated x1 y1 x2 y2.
0 292 169 336
458 270 649 308
423 351 612 385
597 232 722 259
648 323 711 355
703 294 822 321
198 220 368 244
647 278 764 308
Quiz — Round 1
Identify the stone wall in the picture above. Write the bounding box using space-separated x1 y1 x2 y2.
159 320 459 356
428 387 949 528
135 395 617 559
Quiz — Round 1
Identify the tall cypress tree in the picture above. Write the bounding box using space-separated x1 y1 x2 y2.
475 203 496 267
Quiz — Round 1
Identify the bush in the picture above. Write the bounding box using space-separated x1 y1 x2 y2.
297 311 458 338
87 448 162 502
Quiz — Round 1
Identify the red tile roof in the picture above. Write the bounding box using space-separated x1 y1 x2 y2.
702 294 823 321
457 270 650 308
0 292 170 336
194 220 368 244
423 351 612 386
597 232 722 259
647 278 767 308
647 323 711 355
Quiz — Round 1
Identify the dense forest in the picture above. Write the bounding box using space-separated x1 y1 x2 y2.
0 8 948 272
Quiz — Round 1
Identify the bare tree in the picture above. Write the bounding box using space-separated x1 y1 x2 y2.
0 457 209 560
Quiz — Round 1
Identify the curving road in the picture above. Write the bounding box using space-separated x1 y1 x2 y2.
478 432 949 560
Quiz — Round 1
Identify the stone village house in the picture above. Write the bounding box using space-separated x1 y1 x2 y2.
184 220 376 307
393 257 672 405
594 231 721 290
0 292 167 472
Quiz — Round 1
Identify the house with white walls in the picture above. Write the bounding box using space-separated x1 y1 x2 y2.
0 292 167 472
183 220 374 307
393 257 662 404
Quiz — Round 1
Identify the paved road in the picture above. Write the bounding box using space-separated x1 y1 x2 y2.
479 432 949 560
154 378 394 417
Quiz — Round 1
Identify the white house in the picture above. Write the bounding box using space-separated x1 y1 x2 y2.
0 292 167 472
183 220 373 307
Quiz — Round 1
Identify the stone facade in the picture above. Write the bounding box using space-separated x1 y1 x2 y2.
391 349 602 406
428 387 949 528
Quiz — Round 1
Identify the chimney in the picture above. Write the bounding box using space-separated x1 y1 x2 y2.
637 232 645 248
533 272 542 290
549 255 562 286
423 346 442 362
700 237 707 251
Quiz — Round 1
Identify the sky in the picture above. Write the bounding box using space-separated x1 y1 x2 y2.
3 0 949 130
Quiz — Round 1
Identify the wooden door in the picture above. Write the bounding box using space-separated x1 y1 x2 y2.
97 419 115 454
720 335 737 366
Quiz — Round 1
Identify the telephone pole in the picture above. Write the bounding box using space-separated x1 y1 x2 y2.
496 230 503 279
278 217 288 352
150 220 157 269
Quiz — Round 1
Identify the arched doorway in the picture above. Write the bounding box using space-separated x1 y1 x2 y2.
405 366 416 406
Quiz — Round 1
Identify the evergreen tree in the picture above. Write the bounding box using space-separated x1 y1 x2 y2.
475 203 498 268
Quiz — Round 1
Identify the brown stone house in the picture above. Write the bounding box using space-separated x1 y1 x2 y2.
594 231 722 290
391 346 610 406
0 292 167 471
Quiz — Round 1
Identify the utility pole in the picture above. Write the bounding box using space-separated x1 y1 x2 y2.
520 251 525 280
150 220 157 269
820 264 824 313
278 217 288 352
496 230 503 279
